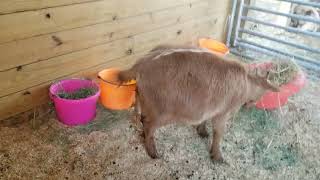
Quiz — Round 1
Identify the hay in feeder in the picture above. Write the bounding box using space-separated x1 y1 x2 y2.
57 87 97 100
267 60 299 86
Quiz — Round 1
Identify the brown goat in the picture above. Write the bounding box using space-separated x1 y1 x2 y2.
119 45 279 163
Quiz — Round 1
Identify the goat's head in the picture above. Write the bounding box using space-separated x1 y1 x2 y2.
245 66 280 107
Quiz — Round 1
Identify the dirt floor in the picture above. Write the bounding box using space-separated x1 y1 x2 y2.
1 72 320 180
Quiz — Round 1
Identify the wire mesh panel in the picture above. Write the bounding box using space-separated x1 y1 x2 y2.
226 0 320 71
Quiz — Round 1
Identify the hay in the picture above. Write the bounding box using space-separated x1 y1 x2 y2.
267 59 299 86
57 87 97 100
227 53 300 86
1 84 320 179
233 108 299 171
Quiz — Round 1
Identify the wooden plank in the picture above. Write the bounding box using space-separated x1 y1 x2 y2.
0 0 99 15
0 0 198 44
0 1 211 71
207 0 232 14
0 15 220 120
0 52 144 121
0 38 133 98
133 14 226 52
207 0 231 42
0 14 220 98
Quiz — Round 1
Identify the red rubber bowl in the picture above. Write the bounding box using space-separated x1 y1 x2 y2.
249 62 306 110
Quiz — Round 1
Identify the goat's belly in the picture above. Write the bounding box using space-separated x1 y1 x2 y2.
172 109 218 126
186 119 209 125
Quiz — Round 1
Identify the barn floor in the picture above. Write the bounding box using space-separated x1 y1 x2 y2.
1 77 320 180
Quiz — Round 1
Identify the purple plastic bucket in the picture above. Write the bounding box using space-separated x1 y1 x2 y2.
49 78 100 126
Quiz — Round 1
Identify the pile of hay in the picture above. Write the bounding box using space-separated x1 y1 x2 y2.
267 60 299 86
57 87 97 100
228 54 300 86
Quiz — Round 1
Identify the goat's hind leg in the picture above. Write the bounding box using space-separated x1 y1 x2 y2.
132 92 142 124
141 116 159 159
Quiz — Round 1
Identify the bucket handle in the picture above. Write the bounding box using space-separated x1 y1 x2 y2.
97 75 123 88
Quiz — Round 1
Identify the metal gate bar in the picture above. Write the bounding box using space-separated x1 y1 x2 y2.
226 0 238 47
236 38 319 65
233 0 245 47
239 28 320 54
231 41 319 70
227 0 320 71
280 0 320 8
242 16 320 38
243 4 320 24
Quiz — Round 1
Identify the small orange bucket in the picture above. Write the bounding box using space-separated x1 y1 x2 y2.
98 68 136 110
198 38 229 55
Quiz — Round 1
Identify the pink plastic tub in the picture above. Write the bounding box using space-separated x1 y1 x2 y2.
49 79 100 126
255 70 306 109
248 62 306 110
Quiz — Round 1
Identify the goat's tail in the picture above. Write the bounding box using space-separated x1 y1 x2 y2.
118 68 137 83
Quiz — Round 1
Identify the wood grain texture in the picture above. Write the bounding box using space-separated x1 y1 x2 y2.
0 0 198 44
0 52 143 121
0 0 101 14
0 13 223 98
0 15 220 120
0 1 210 71
0 0 231 120
0 38 132 97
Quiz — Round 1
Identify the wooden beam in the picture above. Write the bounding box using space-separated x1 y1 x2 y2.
0 15 219 120
0 1 210 71
0 0 198 44
0 14 221 97
0 52 143 121
0 38 132 97
0 0 100 15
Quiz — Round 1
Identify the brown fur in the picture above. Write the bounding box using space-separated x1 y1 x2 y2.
119 44 202 83
119 44 279 162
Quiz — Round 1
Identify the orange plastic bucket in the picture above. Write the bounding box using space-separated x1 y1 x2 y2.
98 68 136 110
198 38 229 55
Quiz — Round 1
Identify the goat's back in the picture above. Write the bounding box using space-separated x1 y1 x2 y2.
134 50 248 124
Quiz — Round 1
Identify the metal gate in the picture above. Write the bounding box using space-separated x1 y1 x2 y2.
226 0 320 71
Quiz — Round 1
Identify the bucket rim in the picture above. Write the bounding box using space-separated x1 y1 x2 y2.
98 69 136 87
252 62 306 110
49 78 101 101
198 37 230 55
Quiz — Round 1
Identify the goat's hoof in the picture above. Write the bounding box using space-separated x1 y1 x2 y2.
198 131 209 138
145 146 159 159
212 158 229 165
147 151 159 159
211 155 228 165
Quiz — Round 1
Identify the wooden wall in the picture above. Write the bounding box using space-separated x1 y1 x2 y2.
0 0 231 120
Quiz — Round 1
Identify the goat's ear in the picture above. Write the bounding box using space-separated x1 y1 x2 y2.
248 66 267 78
248 62 274 78
260 79 280 92
257 66 271 78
